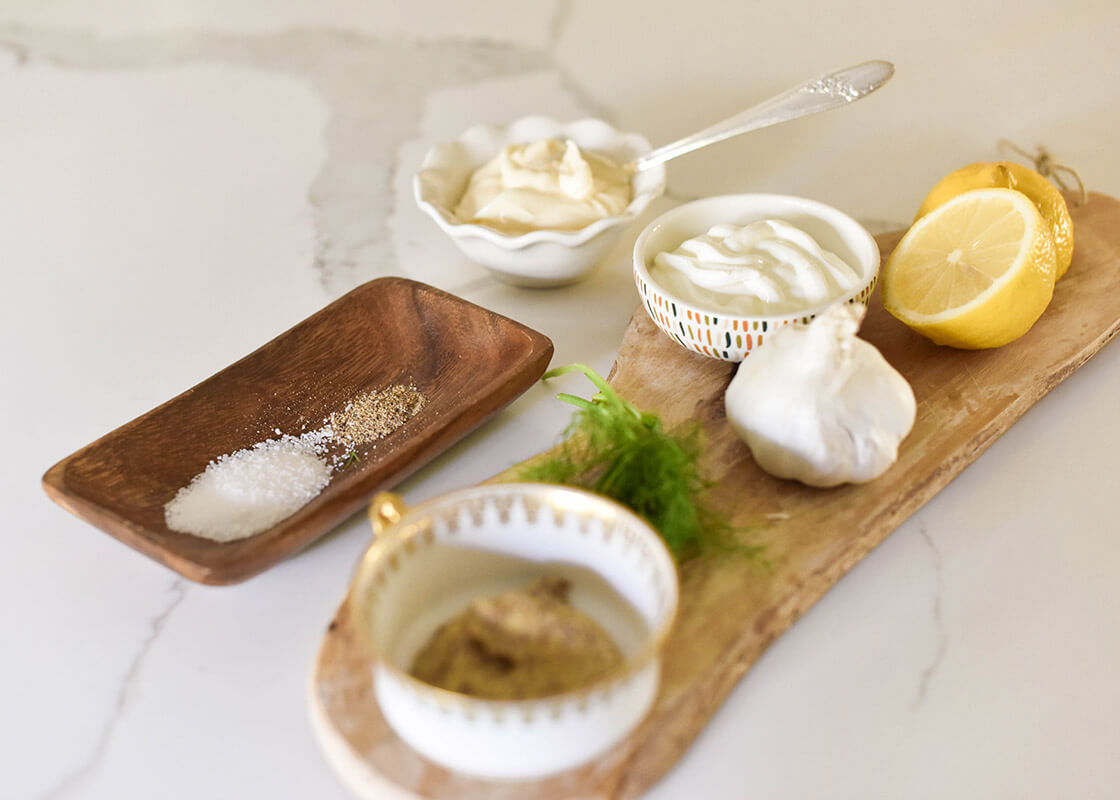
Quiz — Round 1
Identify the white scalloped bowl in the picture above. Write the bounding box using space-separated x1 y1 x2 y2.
414 116 666 288
347 483 679 780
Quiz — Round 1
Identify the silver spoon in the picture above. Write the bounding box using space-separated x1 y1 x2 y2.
629 59 895 173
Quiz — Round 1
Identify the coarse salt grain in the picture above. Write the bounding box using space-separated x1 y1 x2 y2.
165 433 331 542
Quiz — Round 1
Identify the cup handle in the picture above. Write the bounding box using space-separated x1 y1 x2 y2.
368 492 407 538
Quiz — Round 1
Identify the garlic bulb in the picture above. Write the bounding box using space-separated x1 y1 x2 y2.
725 303 915 487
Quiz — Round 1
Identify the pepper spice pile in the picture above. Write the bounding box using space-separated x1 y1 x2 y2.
330 384 428 447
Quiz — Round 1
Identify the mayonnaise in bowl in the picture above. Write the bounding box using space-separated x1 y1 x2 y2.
454 138 632 234
414 115 665 288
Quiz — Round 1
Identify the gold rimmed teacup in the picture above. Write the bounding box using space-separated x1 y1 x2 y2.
347 483 679 780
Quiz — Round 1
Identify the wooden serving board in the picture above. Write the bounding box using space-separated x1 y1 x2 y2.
309 192 1120 798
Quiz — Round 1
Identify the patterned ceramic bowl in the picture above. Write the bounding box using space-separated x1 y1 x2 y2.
633 194 880 361
414 116 666 288
347 484 678 780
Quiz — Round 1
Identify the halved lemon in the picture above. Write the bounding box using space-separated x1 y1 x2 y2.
916 161 1073 278
882 188 1057 349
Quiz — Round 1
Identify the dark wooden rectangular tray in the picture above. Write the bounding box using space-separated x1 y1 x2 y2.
42 278 553 585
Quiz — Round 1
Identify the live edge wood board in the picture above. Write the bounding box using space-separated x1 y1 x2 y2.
310 192 1120 799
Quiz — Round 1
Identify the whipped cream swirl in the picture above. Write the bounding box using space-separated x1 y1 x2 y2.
652 220 863 314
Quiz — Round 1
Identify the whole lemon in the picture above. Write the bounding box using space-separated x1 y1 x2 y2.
915 161 1073 278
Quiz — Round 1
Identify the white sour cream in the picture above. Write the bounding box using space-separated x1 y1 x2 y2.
651 220 863 315
454 139 631 233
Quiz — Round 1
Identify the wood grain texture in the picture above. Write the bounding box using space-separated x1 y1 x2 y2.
42 278 554 585
310 192 1120 798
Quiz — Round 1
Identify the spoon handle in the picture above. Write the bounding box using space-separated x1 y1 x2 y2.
632 60 894 172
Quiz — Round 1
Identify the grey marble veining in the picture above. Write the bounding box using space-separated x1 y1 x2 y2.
41 581 187 800
912 525 947 711
0 25 557 295
6 2 1120 798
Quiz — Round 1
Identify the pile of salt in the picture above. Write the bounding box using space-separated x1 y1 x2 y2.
164 434 332 542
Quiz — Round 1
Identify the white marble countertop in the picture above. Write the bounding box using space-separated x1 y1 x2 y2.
6 2 1120 798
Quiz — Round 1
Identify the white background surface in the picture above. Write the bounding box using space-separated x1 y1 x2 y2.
3 1 1120 798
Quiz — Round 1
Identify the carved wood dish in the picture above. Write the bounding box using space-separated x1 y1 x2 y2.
42 278 554 585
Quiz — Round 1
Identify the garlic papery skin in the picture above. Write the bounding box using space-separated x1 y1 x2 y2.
724 303 916 487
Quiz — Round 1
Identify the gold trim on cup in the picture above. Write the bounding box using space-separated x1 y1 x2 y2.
346 483 679 721
368 491 407 537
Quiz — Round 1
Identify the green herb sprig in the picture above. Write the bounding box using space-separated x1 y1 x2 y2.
519 364 762 562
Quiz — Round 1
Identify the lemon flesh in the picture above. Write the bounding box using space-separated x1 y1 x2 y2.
882 188 1057 349
916 161 1073 278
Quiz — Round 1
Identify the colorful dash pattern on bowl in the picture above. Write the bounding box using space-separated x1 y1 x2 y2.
631 194 882 362
635 270 878 361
